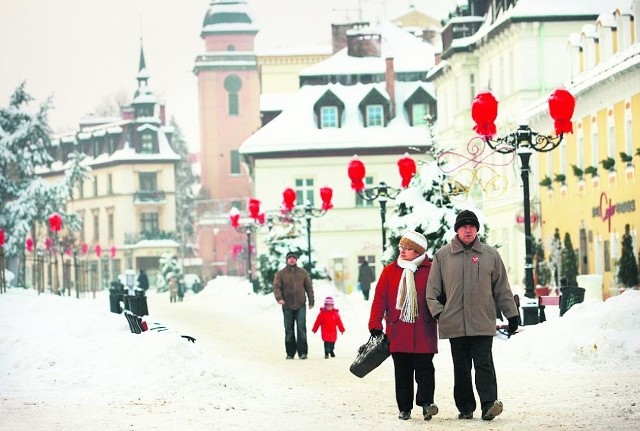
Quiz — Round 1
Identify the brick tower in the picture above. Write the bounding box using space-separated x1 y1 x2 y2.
194 0 261 278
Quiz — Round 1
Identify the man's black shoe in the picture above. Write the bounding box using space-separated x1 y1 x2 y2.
482 401 503 421
458 412 473 419
423 404 438 421
299 354 307 359
398 411 411 420
286 355 294 360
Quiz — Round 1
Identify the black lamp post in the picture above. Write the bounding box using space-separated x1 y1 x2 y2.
229 199 265 282
282 187 333 271
347 155 416 251
471 89 576 300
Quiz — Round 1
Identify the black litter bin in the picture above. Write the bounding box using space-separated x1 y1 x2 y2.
135 289 149 316
109 281 123 314
125 293 148 316
522 305 538 325
560 286 585 316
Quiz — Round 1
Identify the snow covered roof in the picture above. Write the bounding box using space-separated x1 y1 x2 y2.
441 0 614 55
259 92 297 112
240 81 435 155
300 22 436 77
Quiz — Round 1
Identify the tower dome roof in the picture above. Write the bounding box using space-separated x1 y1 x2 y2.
202 0 258 35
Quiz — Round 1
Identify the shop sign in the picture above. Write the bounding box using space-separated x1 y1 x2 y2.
592 192 636 232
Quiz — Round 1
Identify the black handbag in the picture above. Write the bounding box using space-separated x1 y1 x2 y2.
349 333 391 378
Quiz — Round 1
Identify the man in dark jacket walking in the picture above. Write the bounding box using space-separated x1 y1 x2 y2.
358 260 375 300
273 252 315 359
427 210 519 422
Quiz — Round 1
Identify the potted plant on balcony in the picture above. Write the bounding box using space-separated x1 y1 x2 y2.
571 164 586 192
554 173 567 196
601 157 616 184
539 176 552 188
584 165 599 188
620 151 635 181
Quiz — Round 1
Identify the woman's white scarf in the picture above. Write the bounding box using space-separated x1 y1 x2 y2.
395 253 426 323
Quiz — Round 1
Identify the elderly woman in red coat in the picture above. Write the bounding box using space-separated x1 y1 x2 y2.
368 230 439 421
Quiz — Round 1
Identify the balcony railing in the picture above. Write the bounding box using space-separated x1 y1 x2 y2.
134 190 166 203
124 230 177 245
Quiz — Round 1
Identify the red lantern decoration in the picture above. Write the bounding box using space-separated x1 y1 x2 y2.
0 229 4 247
471 90 498 139
282 188 296 211
48 213 63 232
25 237 34 252
65 247 73 256
347 157 366 192
45 237 53 250
319 186 333 211
81 243 89 255
248 198 261 220
110 246 117 258
257 213 266 225
229 207 240 228
95 244 102 258
548 88 575 135
397 154 416 188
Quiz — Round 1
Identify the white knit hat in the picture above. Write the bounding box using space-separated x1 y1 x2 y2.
399 230 428 255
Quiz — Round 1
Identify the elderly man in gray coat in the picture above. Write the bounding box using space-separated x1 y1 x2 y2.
426 210 519 422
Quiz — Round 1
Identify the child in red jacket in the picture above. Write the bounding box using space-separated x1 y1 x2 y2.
312 296 345 358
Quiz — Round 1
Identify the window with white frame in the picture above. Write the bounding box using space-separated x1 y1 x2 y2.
295 178 315 206
577 134 584 168
366 105 383 127
355 176 374 207
591 127 599 168
141 132 155 153
412 103 428 125
625 117 633 160
320 106 338 128
607 124 615 158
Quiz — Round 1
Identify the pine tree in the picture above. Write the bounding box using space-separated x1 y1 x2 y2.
155 252 184 292
549 228 563 286
386 120 487 263
617 224 639 288
533 237 551 286
256 223 329 294
167 118 198 259
0 84 89 285
561 232 578 287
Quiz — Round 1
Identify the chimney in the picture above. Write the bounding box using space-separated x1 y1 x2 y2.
159 103 166 126
332 21 371 54
385 57 396 119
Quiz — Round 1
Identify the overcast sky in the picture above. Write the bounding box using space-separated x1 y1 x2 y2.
0 0 456 151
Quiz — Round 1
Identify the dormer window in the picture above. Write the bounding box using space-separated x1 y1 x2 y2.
411 103 429 125
366 105 384 127
140 132 157 154
320 106 338 128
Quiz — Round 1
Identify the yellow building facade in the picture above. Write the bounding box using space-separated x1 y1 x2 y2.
529 10 639 298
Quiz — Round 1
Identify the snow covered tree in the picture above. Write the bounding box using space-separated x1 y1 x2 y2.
561 232 578 287
0 83 89 283
617 224 639 288
385 121 488 263
549 228 563 287
255 223 329 294
167 118 198 258
533 236 551 286
155 252 184 292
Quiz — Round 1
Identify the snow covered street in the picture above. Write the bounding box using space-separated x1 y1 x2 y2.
1 277 639 430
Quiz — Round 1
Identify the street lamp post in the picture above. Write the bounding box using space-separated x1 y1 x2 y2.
470 88 576 300
347 155 416 251
281 186 333 271
229 199 265 282
0 228 6 294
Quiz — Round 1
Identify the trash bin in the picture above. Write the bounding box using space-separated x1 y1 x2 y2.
521 305 538 326
560 286 585 316
125 293 148 316
135 289 149 316
109 281 123 314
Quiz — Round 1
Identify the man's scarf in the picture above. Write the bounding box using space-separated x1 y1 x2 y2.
395 253 426 323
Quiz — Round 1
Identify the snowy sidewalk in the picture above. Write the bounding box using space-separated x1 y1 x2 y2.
1 278 639 430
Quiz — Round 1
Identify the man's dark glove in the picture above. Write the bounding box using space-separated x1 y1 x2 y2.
507 316 519 334
370 328 383 337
